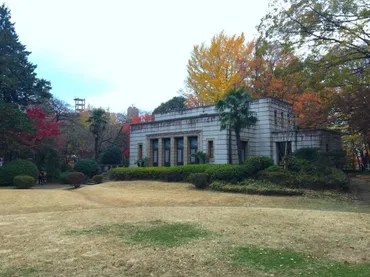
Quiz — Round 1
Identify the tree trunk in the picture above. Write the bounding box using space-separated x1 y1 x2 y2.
283 141 288 170
235 130 242 165
94 135 99 160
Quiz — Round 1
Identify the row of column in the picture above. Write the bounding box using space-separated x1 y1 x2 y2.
146 136 199 167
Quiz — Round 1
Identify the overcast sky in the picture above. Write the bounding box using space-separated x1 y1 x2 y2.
5 0 269 113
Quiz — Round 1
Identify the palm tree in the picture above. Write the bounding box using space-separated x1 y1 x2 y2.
87 108 108 160
216 88 257 164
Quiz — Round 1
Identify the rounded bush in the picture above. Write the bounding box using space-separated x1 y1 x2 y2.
74 159 100 178
244 156 274 174
13 175 35 189
0 159 38 186
188 173 210 189
92 174 104 184
67 172 85 188
99 147 122 164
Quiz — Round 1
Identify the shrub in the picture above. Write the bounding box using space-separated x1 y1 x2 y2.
188 173 210 189
58 172 70 184
293 148 320 161
296 168 348 190
205 165 247 183
209 180 303 196
13 175 35 189
0 159 38 186
67 172 85 188
263 165 283 172
244 156 274 175
258 170 297 187
74 159 100 178
99 147 122 164
92 175 104 184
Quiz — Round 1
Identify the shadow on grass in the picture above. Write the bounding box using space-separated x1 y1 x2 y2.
232 245 370 277
67 220 210 247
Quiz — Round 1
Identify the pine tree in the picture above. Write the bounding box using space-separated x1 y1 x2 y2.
0 4 51 106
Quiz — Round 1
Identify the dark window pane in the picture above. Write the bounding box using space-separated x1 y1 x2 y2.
153 139 158 149
177 138 183 148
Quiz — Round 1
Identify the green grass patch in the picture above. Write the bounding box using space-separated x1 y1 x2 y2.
0 267 39 277
67 220 209 247
124 221 209 247
232 245 370 277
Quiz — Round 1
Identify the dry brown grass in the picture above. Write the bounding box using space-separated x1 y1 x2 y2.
0 181 369 277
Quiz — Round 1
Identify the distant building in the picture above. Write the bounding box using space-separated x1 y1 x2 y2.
74 98 85 112
130 97 341 166
127 106 139 120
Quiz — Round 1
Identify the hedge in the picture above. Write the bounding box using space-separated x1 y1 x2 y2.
209 181 303 196
110 164 217 182
109 156 274 183
0 160 39 186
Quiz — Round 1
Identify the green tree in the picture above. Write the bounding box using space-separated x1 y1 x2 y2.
259 0 370 71
216 88 257 164
153 96 187 114
99 146 122 164
0 101 33 160
87 108 108 160
0 4 51 106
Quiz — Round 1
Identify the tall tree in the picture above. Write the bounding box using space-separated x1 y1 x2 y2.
153 96 186 114
0 101 33 160
185 31 253 106
247 39 303 100
87 108 108 160
0 4 51 106
258 0 370 72
216 88 257 164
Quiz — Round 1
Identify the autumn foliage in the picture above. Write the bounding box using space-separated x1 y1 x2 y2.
23 107 60 147
184 32 332 129
185 31 253 106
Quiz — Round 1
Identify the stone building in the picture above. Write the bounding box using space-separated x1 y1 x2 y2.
130 97 341 166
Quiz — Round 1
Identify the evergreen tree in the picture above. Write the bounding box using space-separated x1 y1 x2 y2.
0 4 51 106
153 96 187 114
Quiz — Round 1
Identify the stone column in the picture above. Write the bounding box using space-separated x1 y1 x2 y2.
183 136 188 165
146 137 152 166
158 138 163 167
170 137 175 166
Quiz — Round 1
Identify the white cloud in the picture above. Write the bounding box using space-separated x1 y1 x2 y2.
5 0 269 112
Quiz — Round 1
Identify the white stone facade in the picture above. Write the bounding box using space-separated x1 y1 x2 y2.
130 97 342 166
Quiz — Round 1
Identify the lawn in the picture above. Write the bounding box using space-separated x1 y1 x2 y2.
0 181 369 277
